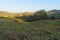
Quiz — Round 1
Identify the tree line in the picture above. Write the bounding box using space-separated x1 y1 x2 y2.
15 9 60 22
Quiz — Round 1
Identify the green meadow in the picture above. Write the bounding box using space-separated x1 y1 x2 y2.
0 17 60 40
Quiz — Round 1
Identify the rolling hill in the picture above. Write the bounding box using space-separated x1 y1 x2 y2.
0 11 24 18
0 17 60 40
0 11 60 40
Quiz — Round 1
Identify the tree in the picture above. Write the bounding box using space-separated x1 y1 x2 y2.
15 12 34 22
33 10 48 20
50 15 55 19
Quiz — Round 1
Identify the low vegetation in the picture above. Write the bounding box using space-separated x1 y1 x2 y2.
0 9 60 40
0 17 60 40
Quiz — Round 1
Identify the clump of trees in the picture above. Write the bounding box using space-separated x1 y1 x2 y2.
33 10 48 20
15 9 60 22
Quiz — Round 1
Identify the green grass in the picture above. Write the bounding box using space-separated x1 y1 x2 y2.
0 18 60 40
0 18 22 30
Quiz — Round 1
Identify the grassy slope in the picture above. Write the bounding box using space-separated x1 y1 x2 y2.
21 20 60 40
0 18 60 40
0 18 24 31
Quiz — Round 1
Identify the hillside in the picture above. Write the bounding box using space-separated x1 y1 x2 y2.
0 18 28 30
0 18 60 40
0 11 24 18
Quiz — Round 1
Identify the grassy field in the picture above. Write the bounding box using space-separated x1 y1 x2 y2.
0 18 60 40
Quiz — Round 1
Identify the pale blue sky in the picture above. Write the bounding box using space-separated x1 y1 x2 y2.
0 0 60 12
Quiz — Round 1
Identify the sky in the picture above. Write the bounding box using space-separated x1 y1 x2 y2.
0 0 60 12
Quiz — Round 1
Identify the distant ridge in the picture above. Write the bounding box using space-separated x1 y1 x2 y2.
0 11 24 17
